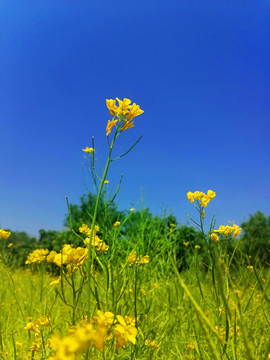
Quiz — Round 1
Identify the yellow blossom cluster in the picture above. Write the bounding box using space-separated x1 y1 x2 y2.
106 98 144 136
0 229 11 240
145 339 160 350
25 249 49 264
47 245 88 274
113 221 120 227
187 190 216 208
48 311 137 359
25 223 108 270
186 341 197 350
25 316 50 337
127 250 149 266
211 224 242 242
79 223 109 254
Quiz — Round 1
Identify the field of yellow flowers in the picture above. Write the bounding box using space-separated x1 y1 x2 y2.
1 98 269 360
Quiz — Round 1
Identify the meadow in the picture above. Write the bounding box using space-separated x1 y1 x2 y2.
1 98 270 360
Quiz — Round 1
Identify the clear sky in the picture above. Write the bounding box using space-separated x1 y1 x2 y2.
1 0 269 237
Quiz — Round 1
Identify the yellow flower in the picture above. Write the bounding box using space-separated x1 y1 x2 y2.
92 310 115 329
82 147 94 154
30 339 42 352
36 316 50 327
210 233 219 242
145 339 160 350
15 342 22 348
193 191 203 200
127 251 149 266
106 98 143 132
214 224 241 238
195 245 201 250
7 243 13 248
207 190 216 199
183 241 189 247
24 322 40 336
187 343 196 350
106 99 118 115
47 250 57 262
106 119 118 136
126 103 144 121
53 253 68 267
114 315 137 349
115 97 131 117
104 180 109 184
25 249 49 264
130 208 135 211
113 221 120 227
246 265 254 272
200 195 211 208
121 120 134 132
187 192 194 203
0 229 11 240
49 333 79 359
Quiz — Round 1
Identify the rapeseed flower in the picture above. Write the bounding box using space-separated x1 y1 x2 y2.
114 315 137 349
106 97 143 135
25 249 49 264
113 221 120 227
106 99 118 115
106 119 118 136
214 224 241 238
210 233 219 243
0 229 11 240
82 147 94 154
79 223 99 237
127 250 149 266
145 339 160 350
187 190 216 208
47 245 89 273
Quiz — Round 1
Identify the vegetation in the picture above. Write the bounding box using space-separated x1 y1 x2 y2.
1 98 269 360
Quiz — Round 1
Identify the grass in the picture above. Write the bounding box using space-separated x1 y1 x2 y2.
1 97 269 359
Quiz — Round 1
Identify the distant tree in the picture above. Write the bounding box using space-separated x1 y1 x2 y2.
63 193 125 233
0 231 37 267
241 211 270 264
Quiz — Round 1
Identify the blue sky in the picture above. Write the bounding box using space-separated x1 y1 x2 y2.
1 0 269 237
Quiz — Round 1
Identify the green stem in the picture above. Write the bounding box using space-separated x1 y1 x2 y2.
87 133 117 321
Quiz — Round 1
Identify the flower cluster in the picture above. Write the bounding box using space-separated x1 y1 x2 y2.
0 229 11 240
48 311 137 359
25 316 50 337
25 223 108 271
79 223 109 254
187 190 216 208
113 315 137 350
145 339 160 350
211 224 242 242
127 250 149 266
106 98 144 136
47 245 88 274
25 249 49 264
113 221 120 227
